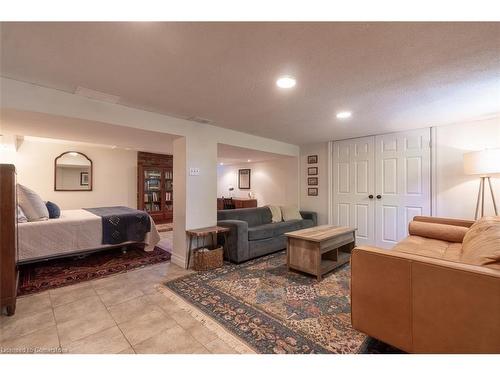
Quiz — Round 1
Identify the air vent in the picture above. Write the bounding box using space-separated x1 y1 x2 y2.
186 116 214 124
74 87 120 104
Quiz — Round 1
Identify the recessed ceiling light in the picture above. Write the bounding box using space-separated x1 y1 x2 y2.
276 76 296 89
247 159 252 162
336 111 352 119
219 162 224 166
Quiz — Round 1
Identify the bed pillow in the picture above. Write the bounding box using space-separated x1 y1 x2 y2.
45 201 61 219
281 205 303 221
17 205 28 223
17 184 49 221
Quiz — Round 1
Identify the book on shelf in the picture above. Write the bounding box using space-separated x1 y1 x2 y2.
144 191 162 203
145 170 161 178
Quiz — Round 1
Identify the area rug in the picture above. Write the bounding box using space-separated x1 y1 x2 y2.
164 251 403 354
18 246 171 296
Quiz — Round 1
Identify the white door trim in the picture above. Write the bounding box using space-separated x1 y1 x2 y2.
327 140 334 224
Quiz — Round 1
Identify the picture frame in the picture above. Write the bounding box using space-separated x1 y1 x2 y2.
238 168 251 189
308 177 318 186
307 155 318 164
308 187 318 196
80 172 89 186
307 167 318 175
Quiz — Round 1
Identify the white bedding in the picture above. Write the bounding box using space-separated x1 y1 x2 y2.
18 209 161 262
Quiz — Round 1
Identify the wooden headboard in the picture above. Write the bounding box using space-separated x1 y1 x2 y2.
0 164 18 315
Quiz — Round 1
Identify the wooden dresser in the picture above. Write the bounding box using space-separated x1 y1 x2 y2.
0 164 19 316
217 198 258 210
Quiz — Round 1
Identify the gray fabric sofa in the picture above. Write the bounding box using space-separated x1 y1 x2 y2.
217 207 317 263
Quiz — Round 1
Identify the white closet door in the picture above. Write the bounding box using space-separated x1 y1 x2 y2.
374 128 431 248
332 136 375 245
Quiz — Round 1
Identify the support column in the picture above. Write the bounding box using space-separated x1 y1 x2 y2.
172 135 217 268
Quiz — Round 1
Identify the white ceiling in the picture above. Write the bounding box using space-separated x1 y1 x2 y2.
1 22 499 145
217 143 292 165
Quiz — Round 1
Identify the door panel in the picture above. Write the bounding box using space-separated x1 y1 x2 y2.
332 137 375 245
375 128 431 248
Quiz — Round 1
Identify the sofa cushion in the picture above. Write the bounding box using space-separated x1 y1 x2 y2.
272 220 303 236
408 221 468 243
302 219 314 229
217 207 272 227
248 224 275 241
393 235 462 262
461 216 500 270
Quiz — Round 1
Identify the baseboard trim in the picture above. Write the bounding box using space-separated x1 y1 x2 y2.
170 253 186 269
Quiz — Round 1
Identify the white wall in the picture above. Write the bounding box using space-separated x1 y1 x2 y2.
3 138 138 210
435 116 500 219
299 143 329 224
298 116 500 225
217 158 298 207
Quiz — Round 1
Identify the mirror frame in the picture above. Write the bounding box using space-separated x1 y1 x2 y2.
238 168 251 190
54 151 93 191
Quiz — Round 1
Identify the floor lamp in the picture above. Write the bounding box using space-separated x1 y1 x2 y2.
464 148 500 220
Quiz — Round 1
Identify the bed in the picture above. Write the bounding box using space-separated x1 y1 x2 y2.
18 207 161 264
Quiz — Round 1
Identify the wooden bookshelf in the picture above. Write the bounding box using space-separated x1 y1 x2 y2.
137 152 173 224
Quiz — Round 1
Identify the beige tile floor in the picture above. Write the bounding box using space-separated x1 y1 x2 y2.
0 248 241 354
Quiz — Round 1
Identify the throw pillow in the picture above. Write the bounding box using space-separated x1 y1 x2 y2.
46 201 61 219
408 221 468 243
267 205 283 223
461 216 500 270
17 184 49 221
17 205 28 223
281 205 303 221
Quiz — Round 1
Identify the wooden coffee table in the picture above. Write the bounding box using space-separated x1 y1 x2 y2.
285 225 356 280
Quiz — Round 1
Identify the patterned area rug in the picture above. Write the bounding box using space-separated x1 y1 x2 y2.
165 251 403 354
18 246 171 296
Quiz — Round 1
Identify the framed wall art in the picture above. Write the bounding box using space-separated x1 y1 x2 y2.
307 177 318 186
307 187 318 196
307 155 318 164
307 167 318 175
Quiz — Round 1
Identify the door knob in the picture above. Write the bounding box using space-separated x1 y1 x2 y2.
368 195 374 199
376 195 382 199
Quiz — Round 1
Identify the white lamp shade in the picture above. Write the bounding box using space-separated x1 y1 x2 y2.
463 148 500 176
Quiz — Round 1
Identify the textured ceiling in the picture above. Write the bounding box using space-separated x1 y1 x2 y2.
1 22 499 144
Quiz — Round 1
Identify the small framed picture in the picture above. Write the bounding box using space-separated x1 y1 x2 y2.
307 155 318 164
80 172 89 186
308 177 318 186
308 188 318 196
307 167 318 176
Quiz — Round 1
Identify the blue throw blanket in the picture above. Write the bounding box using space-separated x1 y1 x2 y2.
84 206 151 245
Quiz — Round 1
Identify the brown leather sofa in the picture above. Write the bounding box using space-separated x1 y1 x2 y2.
351 215 500 353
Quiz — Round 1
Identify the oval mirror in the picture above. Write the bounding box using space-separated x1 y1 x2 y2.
54 151 93 191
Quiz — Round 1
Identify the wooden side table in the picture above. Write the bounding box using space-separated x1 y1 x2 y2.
186 226 230 269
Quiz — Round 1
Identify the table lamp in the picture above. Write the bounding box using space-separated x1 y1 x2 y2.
463 148 500 219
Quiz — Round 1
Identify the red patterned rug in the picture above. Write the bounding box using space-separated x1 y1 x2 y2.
18 246 171 296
